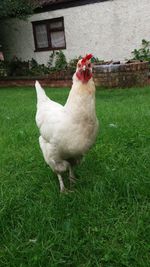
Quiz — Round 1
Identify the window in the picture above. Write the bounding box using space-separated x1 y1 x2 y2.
32 17 66 51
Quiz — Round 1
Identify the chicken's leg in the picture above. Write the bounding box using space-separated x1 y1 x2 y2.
57 173 66 192
69 166 76 186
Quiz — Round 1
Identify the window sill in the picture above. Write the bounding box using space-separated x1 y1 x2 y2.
34 47 66 52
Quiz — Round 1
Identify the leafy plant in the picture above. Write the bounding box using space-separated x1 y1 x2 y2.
5 57 50 77
67 56 82 72
55 50 67 71
47 50 67 72
0 60 8 76
47 51 56 69
29 58 50 75
0 0 40 19
0 60 7 68
92 57 104 64
132 39 150 62
0 52 104 77
8 56 29 76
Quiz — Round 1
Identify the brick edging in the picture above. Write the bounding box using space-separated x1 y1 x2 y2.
0 62 149 88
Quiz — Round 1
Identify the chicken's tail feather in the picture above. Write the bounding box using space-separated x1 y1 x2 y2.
35 80 47 104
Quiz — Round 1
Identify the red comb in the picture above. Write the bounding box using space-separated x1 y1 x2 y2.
81 54 93 64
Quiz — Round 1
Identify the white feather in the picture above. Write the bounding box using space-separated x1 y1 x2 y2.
35 75 99 175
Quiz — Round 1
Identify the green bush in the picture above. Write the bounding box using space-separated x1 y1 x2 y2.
8 56 29 76
28 58 50 76
67 56 82 72
47 52 55 69
54 50 67 71
3 57 50 77
132 39 150 63
0 51 103 77
48 50 67 72
0 60 8 76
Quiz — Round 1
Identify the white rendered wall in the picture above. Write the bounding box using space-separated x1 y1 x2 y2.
0 0 150 64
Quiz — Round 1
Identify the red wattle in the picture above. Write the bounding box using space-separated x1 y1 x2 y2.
76 70 92 83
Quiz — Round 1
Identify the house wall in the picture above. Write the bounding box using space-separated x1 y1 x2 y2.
0 0 150 64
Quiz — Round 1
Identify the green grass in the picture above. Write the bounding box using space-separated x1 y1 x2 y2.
0 86 150 267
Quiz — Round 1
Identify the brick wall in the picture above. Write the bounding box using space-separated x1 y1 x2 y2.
0 77 72 88
93 61 149 88
0 62 149 88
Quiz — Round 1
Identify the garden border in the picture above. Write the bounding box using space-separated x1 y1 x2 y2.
0 61 149 88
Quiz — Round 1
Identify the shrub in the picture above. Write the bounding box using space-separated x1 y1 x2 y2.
48 50 68 72
67 56 82 72
0 51 103 77
132 39 150 63
0 60 8 76
5 57 50 76
29 58 50 75
8 56 29 76
47 52 55 69
55 50 67 71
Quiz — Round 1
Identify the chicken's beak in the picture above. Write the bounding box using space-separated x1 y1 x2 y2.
82 65 86 71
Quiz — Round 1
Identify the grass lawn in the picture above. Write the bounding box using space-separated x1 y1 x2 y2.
0 86 150 267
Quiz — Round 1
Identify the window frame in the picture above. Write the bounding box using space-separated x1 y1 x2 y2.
32 17 66 52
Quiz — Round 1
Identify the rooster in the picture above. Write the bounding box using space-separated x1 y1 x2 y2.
35 54 99 192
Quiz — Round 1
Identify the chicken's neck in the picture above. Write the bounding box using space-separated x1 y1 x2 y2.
65 75 96 120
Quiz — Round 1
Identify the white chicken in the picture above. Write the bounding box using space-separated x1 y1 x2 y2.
35 54 99 192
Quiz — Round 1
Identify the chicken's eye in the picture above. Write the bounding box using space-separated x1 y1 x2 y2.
88 63 91 68
78 63 81 68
